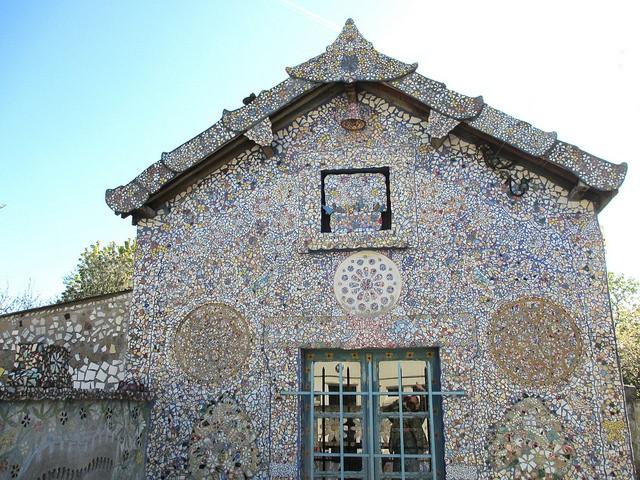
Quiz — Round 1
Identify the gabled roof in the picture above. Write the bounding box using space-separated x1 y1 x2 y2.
106 19 627 219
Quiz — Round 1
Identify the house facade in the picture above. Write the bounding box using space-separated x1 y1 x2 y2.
104 20 634 479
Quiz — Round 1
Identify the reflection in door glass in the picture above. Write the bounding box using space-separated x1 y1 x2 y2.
312 361 363 476
378 360 432 476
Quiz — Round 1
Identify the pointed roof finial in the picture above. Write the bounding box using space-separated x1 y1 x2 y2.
286 18 417 83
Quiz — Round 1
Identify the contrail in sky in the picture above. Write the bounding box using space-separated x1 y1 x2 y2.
276 0 342 32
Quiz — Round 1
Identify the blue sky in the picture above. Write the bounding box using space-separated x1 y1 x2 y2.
1 1 638 301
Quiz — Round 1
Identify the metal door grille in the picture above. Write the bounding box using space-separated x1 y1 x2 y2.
282 349 465 480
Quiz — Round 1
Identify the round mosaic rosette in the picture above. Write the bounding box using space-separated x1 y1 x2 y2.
489 297 582 388
333 251 402 317
172 303 252 385
189 396 260 479
489 398 575 479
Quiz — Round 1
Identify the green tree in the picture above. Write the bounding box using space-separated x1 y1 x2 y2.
608 272 640 393
0 281 41 315
60 239 137 302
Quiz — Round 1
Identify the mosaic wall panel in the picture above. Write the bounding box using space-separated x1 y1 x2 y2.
489 397 575 478
0 292 131 392
0 398 148 479
125 90 634 478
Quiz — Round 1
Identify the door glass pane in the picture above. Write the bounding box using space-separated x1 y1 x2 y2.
313 417 363 474
378 360 430 476
312 360 363 476
313 361 362 414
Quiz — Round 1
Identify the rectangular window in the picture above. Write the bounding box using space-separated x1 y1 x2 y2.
295 349 453 480
320 167 392 234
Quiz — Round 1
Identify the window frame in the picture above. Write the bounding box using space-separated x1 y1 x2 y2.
296 146 417 252
290 348 459 480
320 167 393 234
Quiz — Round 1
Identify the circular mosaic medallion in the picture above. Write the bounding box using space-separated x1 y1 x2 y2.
489 398 574 479
489 297 582 388
189 396 260 479
333 251 402 317
173 303 252 385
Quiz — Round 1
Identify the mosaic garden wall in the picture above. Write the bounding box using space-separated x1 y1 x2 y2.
0 291 131 390
0 291 150 479
0 398 148 479
126 90 634 479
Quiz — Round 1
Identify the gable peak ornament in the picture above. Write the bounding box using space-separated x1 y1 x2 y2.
286 19 417 83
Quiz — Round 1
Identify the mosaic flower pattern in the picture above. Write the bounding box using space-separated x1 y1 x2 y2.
489 398 575 479
172 303 252 385
188 396 260 479
333 251 402 317
0 398 147 479
489 297 583 388
6 343 71 390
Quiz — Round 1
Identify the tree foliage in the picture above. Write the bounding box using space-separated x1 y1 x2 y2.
0 281 41 315
608 272 640 393
60 239 136 302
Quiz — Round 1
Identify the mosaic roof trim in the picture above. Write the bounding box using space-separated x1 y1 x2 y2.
105 19 626 216
106 78 318 215
390 72 484 120
286 19 417 83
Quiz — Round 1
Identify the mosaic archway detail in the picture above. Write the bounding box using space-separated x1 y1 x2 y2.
188 396 260 479
489 297 582 388
172 303 252 385
333 250 402 317
489 398 575 479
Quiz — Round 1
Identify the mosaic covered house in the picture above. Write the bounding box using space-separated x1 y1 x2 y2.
104 19 635 479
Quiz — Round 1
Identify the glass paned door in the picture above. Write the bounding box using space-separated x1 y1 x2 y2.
296 349 456 480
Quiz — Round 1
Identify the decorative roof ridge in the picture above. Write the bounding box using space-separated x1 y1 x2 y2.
286 18 417 83
389 71 484 120
459 103 626 191
105 19 627 217
106 78 318 215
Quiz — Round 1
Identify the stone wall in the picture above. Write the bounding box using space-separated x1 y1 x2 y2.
0 291 131 390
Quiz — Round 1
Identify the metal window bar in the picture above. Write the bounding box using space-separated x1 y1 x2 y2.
322 367 326 472
397 361 405 478
284 355 464 480
338 362 345 480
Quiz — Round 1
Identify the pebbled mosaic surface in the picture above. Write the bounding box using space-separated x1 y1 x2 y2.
105 19 626 217
489 297 583 389
122 89 634 478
